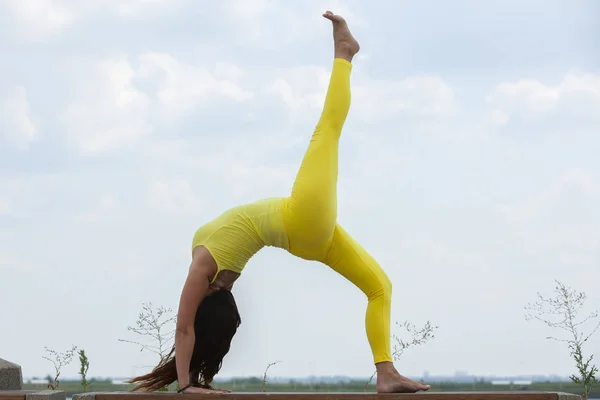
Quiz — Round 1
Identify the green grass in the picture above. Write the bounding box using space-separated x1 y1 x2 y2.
23 378 599 397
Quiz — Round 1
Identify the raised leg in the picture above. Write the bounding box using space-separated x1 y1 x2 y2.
282 11 360 260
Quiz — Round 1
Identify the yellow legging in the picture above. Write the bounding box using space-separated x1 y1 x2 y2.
281 58 393 364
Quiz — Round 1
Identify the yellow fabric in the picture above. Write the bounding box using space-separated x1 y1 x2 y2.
191 197 288 276
191 58 393 364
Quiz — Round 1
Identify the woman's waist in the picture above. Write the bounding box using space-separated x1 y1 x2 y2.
248 197 289 250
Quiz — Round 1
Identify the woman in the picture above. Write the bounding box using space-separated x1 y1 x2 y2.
129 11 431 394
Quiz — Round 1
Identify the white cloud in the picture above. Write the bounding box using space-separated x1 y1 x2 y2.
0 174 64 219
0 249 40 272
1 0 181 41
265 66 330 114
226 163 294 199
221 0 366 48
490 80 560 113
487 71 600 118
353 75 458 121
110 0 176 18
60 53 252 154
135 132 299 211
146 179 201 213
223 0 268 41
487 108 510 126
265 66 458 122
497 167 600 225
6 0 356 44
74 193 121 223
136 53 253 123
213 62 245 82
0 198 11 215
493 167 600 276
1 0 75 41
60 58 152 154
0 86 38 150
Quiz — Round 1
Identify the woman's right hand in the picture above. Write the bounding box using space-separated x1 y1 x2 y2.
181 386 231 394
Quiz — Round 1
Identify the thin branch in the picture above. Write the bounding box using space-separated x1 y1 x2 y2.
261 361 281 392
363 320 438 391
525 280 599 400
118 302 177 365
42 345 77 390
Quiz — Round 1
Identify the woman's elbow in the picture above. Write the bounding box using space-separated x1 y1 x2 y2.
176 323 193 336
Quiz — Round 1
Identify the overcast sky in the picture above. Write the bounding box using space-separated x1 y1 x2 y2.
1 0 599 381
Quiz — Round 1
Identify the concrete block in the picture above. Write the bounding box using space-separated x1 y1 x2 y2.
72 393 99 400
557 393 582 400
0 359 23 390
25 391 65 400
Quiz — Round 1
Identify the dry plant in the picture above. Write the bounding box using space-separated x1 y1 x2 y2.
525 280 599 400
43 345 77 390
118 302 177 363
262 361 281 392
364 320 438 391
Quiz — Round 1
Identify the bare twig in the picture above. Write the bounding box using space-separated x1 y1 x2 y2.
364 371 377 391
118 302 177 363
262 361 281 392
363 320 438 391
525 280 599 400
43 345 77 390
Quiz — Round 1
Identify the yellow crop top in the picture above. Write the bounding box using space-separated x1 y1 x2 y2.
191 197 289 280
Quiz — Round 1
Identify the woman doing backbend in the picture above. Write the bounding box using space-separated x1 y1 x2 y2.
129 11 431 394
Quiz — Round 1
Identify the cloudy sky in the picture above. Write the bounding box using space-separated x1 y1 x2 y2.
1 0 599 382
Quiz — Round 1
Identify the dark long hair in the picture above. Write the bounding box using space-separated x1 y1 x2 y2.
128 289 241 391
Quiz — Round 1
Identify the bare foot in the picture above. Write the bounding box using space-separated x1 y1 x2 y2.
322 10 360 62
377 367 431 393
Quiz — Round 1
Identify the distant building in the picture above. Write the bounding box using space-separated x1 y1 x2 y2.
27 379 48 385
491 380 532 386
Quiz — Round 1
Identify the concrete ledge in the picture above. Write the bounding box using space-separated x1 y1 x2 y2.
0 391 36 400
0 391 65 400
0 360 65 400
25 391 66 400
72 391 582 400
0 359 23 390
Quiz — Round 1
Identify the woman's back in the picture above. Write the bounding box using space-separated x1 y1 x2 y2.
191 197 290 277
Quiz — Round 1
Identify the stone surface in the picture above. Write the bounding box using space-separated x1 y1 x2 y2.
556 393 581 400
72 393 99 400
0 359 23 390
71 391 584 400
25 391 65 400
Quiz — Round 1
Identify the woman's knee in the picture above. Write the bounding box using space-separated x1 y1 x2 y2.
366 272 392 301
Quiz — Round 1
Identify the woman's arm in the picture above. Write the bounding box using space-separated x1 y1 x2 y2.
175 258 212 389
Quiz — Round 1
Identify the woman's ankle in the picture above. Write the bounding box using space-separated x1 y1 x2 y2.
375 361 396 376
